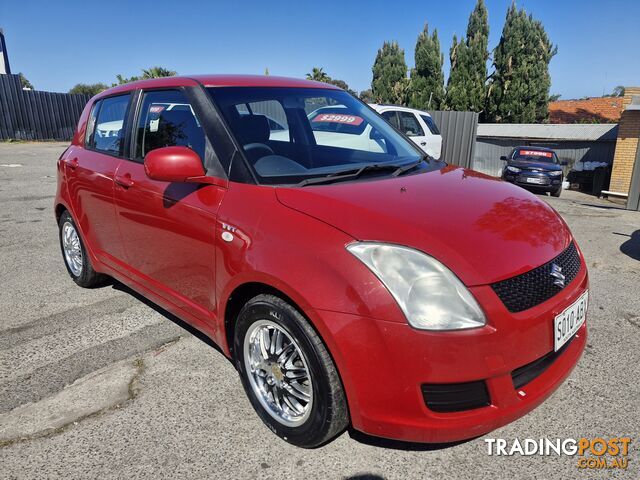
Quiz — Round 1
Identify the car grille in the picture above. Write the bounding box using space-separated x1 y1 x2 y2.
517 174 550 185
491 242 581 313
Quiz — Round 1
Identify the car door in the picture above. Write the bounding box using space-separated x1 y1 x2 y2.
113 88 226 323
396 111 432 155
64 94 131 266
417 113 442 160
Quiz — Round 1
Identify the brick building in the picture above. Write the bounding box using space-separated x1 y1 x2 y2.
609 88 640 203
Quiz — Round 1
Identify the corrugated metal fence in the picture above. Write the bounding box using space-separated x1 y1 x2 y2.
0 74 89 141
428 110 479 168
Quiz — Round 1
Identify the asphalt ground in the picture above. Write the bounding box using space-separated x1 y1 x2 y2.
0 142 638 479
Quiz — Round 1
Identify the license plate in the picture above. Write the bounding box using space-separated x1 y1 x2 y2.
554 291 588 351
526 177 544 184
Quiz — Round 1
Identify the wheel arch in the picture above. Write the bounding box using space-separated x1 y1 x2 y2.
222 279 353 428
55 202 68 223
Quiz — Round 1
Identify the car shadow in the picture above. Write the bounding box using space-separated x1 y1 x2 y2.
347 428 473 451
107 279 229 360
619 230 640 261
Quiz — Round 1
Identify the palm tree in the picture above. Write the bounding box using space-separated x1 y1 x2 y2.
141 66 177 79
306 67 330 83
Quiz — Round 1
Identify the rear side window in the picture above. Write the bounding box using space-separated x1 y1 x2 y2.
135 89 205 161
420 115 440 135
90 95 131 155
397 112 424 137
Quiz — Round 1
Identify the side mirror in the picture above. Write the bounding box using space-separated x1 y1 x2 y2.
500 155 508 161
144 146 207 183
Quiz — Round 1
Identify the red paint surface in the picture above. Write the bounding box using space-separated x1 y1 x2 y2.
55 75 588 443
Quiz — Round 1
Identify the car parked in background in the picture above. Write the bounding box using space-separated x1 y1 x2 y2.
56 75 588 448
370 104 442 159
501 146 567 197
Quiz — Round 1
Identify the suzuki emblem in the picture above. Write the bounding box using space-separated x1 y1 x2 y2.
550 263 565 288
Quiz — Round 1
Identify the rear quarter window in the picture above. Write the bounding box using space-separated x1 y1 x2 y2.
90 94 131 155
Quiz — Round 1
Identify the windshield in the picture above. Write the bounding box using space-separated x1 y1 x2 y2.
207 87 422 185
512 149 558 164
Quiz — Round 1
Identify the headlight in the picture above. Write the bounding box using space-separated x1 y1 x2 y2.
506 166 521 173
549 170 562 176
347 243 486 330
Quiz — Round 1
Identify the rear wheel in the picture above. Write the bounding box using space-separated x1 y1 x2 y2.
58 210 105 287
234 294 348 448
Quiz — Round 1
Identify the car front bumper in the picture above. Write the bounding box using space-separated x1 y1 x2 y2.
315 262 588 443
503 172 563 191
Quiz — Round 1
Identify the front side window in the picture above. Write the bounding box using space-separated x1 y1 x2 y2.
397 112 424 137
208 87 422 185
381 111 400 129
92 94 131 155
135 89 205 161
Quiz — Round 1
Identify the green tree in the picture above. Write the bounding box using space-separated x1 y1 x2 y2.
371 41 408 104
446 0 489 112
264 67 270 76
409 24 445 110
18 72 33 90
306 67 356 95
359 89 375 103
68 83 108 96
141 66 177 79
114 66 177 85
486 3 557 122
306 67 331 83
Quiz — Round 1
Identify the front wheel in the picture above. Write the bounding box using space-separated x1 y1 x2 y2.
551 187 562 197
234 294 348 448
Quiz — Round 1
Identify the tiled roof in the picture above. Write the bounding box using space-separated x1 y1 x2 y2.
549 97 624 123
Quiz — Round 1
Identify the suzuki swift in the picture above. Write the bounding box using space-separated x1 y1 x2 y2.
55 75 588 448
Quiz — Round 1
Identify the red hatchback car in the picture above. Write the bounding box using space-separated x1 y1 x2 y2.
55 75 588 447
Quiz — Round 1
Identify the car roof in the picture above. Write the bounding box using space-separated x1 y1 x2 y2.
94 74 340 100
369 104 432 117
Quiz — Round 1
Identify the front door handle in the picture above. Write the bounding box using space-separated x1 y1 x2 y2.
114 173 134 189
420 141 427 146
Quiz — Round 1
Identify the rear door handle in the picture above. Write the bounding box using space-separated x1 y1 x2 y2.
420 141 427 146
65 158 79 170
114 173 134 189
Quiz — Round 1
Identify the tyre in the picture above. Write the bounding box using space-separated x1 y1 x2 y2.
234 294 348 448
58 210 105 287
551 187 562 197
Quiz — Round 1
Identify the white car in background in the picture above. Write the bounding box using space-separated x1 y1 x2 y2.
369 104 442 160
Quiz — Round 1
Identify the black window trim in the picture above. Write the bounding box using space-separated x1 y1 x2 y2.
397 110 425 137
84 92 134 160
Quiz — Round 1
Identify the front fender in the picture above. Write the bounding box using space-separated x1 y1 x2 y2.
214 182 406 339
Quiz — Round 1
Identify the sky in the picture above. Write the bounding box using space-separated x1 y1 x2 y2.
1 0 639 100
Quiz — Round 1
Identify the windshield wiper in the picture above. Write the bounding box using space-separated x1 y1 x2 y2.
296 159 424 187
